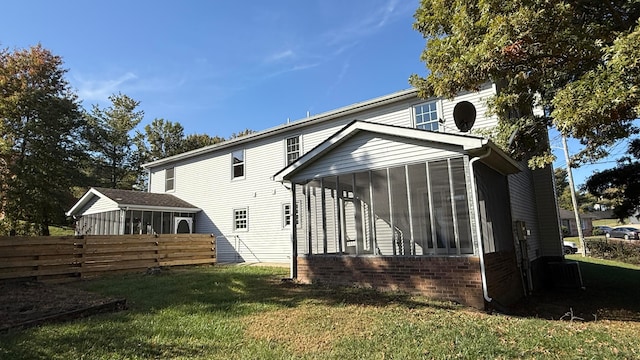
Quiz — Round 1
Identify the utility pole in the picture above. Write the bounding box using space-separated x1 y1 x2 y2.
562 134 586 256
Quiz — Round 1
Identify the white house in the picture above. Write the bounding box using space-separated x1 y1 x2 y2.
68 83 564 309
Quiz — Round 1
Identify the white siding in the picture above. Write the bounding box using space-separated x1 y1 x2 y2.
149 169 163 193
146 87 503 264
78 195 119 216
300 99 416 153
439 83 498 134
508 163 541 261
532 165 563 257
291 132 464 182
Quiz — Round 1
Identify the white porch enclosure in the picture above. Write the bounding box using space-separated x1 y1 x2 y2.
294 156 475 257
75 210 196 235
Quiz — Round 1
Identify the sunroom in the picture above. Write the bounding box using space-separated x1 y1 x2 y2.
66 187 200 235
275 121 523 309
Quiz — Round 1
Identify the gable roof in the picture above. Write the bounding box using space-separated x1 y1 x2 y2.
273 120 520 182
142 88 419 169
66 187 200 216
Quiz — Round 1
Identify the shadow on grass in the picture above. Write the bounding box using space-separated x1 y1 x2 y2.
513 257 640 322
0 265 458 359
76 265 459 316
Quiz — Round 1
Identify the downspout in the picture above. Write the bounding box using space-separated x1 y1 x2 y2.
469 147 492 304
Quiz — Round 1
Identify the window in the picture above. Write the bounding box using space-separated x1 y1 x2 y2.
286 136 300 165
415 101 439 131
165 167 175 191
296 157 473 257
232 149 245 179
283 202 301 228
233 208 248 231
283 203 292 227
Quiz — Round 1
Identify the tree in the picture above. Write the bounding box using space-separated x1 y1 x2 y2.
0 45 86 235
554 167 597 212
85 93 144 189
586 139 640 220
141 118 186 162
229 128 256 139
410 1 640 167
138 119 226 162
182 133 225 151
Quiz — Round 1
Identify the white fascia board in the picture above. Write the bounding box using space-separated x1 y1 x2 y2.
143 89 419 169
65 188 119 216
118 205 201 213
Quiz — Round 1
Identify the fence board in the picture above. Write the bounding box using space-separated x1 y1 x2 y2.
0 234 216 282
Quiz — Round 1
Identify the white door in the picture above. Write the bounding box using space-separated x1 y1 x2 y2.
174 217 193 234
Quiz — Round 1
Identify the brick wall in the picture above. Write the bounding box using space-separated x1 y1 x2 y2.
296 255 485 309
484 251 524 305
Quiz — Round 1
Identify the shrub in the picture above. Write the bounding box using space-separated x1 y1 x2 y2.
585 238 640 265
0 219 39 236
561 226 570 238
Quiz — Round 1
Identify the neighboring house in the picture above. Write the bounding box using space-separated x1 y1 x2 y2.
558 209 596 236
66 187 200 235
69 83 564 309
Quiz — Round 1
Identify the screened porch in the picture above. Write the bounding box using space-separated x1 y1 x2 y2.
293 156 476 257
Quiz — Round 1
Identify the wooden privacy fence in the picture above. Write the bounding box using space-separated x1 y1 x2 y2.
0 234 216 282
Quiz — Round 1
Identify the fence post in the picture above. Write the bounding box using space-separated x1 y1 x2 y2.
77 236 87 279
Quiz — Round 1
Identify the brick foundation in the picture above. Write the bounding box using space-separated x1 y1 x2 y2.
484 251 524 305
296 255 485 309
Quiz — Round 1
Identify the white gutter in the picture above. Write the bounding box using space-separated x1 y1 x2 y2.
469 147 493 304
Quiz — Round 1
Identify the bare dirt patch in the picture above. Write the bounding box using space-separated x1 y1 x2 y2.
0 281 126 333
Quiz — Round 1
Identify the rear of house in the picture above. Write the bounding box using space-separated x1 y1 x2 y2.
73 83 564 308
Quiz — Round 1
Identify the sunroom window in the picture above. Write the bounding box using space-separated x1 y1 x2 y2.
294 157 473 257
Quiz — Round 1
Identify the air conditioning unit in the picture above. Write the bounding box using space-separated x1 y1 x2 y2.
548 260 584 289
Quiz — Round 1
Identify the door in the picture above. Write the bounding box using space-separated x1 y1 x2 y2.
174 217 193 234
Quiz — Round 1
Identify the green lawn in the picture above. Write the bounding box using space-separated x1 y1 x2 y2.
1 262 640 359
592 218 627 227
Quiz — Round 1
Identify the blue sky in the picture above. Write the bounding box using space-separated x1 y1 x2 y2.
1 0 626 186
2 0 424 136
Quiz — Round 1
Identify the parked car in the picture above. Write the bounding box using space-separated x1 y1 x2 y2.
593 225 612 235
563 241 579 254
605 226 640 240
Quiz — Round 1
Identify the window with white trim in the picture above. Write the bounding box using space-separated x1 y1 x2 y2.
283 203 292 228
415 101 439 131
233 208 248 231
286 136 300 165
232 149 245 179
165 167 175 192
283 202 301 228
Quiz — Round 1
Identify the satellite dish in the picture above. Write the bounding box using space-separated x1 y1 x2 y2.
453 101 476 132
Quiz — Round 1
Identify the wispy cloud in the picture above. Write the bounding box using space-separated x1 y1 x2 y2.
74 72 138 102
265 49 295 63
327 59 351 94
261 62 321 80
322 0 403 47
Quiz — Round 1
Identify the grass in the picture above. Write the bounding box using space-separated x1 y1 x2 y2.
592 218 627 227
1 263 640 359
48 226 74 236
